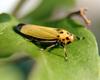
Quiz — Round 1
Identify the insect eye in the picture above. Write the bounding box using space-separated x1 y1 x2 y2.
66 37 70 40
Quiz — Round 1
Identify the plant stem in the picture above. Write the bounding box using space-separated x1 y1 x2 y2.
12 0 27 17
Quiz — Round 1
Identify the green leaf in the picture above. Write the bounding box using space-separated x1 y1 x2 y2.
0 63 24 80
99 57 100 79
0 13 39 58
0 14 99 80
28 19 99 80
22 0 75 23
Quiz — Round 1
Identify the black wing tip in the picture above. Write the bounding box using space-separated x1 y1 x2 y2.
16 23 26 31
13 23 25 34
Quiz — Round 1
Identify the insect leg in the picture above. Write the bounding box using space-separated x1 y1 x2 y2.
38 40 58 51
64 46 68 60
45 44 57 51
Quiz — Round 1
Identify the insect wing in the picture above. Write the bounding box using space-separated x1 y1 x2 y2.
20 24 59 39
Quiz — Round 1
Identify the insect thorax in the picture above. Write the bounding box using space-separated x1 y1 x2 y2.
57 29 75 45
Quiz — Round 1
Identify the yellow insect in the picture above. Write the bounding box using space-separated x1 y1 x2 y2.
14 24 75 60
14 8 91 60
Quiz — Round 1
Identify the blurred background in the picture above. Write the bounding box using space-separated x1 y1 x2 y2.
0 0 99 80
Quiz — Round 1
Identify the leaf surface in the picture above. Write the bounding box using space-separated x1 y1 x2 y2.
0 13 99 80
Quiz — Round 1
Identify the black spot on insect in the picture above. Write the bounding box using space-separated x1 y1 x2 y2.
66 37 69 40
57 35 60 37
60 31 63 34
67 41 71 44
62 39 65 41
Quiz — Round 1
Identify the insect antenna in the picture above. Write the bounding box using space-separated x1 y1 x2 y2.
76 36 85 40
